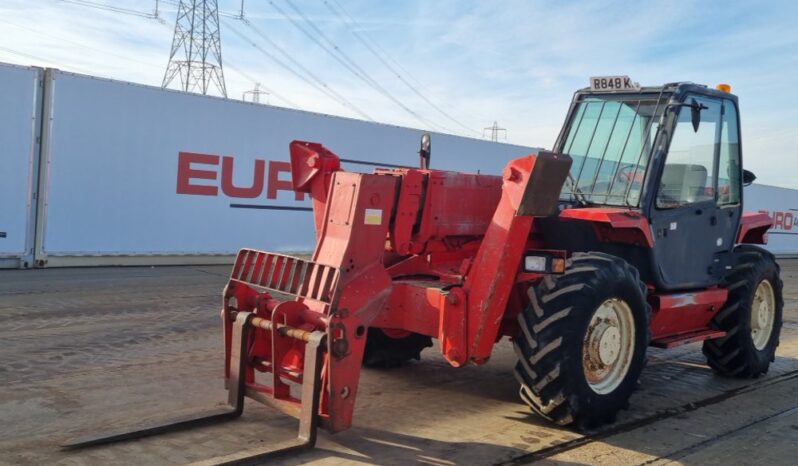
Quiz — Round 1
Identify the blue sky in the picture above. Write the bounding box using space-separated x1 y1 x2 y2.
1 0 797 187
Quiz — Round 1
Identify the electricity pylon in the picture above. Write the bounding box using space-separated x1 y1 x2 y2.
163 0 227 97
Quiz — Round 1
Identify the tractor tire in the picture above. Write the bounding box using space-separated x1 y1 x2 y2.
702 245 783 377
513 252 651 430
363 328 432 368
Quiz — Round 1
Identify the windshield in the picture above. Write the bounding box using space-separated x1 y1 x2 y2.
559 94 669 206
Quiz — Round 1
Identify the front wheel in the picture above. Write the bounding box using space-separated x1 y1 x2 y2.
513 252 651 429
703 246 783 377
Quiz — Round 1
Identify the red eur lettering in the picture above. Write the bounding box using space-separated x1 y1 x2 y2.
176 152 219 196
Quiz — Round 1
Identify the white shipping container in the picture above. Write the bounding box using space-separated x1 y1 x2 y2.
0 63 41 268
744 184 798 256
37 70 537 265
5 64 794 267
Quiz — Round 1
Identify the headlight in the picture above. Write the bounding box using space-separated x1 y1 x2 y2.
522 253 566 274
524 256 548 272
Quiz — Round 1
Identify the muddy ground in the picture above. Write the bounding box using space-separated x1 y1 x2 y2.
1 261 797 465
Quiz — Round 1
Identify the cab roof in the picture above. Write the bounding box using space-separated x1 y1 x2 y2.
575 82 738 104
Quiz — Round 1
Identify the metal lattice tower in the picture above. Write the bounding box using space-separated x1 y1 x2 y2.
483 121 507 142
163 0 227 97
243 83 269 104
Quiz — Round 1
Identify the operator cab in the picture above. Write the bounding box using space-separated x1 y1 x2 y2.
547 77 750 291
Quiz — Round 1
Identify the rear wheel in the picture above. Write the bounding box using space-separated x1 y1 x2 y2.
363 328 432 368
703 246 783 377
513 252 651 429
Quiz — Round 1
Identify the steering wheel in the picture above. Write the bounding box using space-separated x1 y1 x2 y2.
615 164 641 185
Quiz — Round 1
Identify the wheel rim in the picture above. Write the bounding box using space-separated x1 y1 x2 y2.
751 279 776 350
582 298 636 395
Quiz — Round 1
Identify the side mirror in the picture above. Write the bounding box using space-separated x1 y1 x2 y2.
667 99 707 132
742 169 756 186
690 98 702 132
419 133 431 169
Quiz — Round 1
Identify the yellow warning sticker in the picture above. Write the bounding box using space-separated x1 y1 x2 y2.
364 208 383 225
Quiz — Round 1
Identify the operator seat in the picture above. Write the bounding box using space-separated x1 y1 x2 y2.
658 163 708 205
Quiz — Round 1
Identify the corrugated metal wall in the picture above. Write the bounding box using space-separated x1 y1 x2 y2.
743 184 798 256
1 62 796 268
0 63 42 268
5 65 539 267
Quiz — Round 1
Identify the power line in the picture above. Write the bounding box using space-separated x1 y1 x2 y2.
160 0 239 19
237 17 376 120
152 17 299 108
58 0 157 19
49 0 297 109
0 45 54 65
54 0 464 129
223 19 374 120
224 60 301 108
149 0 378 118
323 0 481 137
0 18 163 70
329 1 425 93
0 44 97 75
280 0 452 132
271 0 454 133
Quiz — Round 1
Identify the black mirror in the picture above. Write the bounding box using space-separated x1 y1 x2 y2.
667 99 707 132
690 98 701 132
743 169 756 186
419 133 431 169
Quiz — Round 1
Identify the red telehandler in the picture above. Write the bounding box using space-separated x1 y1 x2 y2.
66 79 782 464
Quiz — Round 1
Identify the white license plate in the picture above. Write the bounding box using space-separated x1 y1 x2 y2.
589 76 640 91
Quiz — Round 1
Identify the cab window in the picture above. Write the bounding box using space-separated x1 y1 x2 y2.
717 100 741 205
656 96 721 208
560 95 667 206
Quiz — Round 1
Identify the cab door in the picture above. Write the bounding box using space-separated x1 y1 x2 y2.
715 99 743 262
649 94 728 290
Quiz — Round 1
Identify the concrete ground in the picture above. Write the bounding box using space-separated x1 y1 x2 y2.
1 260 797 465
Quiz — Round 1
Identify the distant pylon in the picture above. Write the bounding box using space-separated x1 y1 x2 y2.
483 121 507 142
243 83 269 104
163 0 227 97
